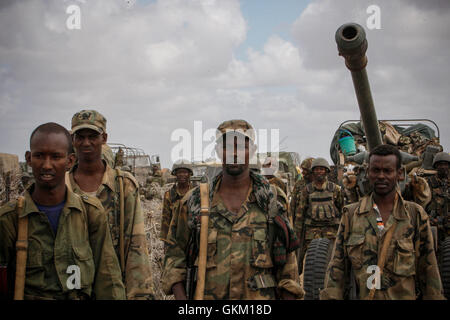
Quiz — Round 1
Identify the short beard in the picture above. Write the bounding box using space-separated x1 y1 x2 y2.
314 175 326 184
437 168 448 179
225 164 246 176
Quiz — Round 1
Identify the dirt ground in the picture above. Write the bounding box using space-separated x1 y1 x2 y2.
141 183 174 300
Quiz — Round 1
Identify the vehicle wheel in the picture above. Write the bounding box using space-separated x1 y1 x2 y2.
303 238 333 300
441 237 450 299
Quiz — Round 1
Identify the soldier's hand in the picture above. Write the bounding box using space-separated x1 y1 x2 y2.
172 282 187 300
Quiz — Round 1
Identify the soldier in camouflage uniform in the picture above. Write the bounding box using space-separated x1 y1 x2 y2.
289 158 314 221
294 157 344 275
67 110 154 300
0 123 125 300
321 145 444 300
160 160 193 248
426 152 449 252
162 119 303 300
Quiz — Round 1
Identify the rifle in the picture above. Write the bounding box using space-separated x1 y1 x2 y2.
185 228 198 300
193 183 210 300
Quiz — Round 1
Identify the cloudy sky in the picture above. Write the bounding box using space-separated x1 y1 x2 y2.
0 0 449 168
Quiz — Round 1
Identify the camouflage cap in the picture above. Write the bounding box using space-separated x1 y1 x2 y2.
216 119 256 143
71 110 107 134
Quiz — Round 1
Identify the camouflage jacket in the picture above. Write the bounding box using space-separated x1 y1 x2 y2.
320 191 445 300
268 176 287 196
162 171 303 300
293 180 344 240
68 162 154 300
425 175 449 234
0 185 125 300
289 178 307 223
160 183 192 243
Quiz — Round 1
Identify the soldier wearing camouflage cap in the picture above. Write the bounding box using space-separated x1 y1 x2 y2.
426 152 450 261
294 157 344 276
160 160 193 247
321 145 444 300
163 119 303 300
67 109 154 299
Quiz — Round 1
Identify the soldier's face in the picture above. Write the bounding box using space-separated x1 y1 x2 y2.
175 168 191 184
219 134 251 176
436 161 449 178
72 128 106 162
368 154 402 197
312 167 327 183
26 132 75 190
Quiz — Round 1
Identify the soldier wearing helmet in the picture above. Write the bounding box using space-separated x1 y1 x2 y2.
160 160 193 247
426 152 450 247
294 157 344 275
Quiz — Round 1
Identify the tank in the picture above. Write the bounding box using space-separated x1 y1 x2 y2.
335 23 383 151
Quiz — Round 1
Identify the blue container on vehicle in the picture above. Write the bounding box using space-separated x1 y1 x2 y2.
338 129 357 156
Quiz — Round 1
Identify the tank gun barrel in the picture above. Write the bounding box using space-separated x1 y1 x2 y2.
335 23 383 151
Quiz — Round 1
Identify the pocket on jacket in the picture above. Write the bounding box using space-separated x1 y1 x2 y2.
392 239 416 277
345 234 365 270
251 228 273 269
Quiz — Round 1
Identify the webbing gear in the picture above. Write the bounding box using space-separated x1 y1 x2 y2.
367 219 398 300
306 182 339 224
116 169 125 274
14 196 27 300
194 183 210 300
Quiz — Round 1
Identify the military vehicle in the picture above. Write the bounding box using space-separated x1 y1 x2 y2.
108 143 159 184
257 151 301 198
190 160 222 187
302 22 448 300
0 153 21 206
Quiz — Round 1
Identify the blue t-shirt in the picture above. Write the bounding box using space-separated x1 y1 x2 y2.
36 201 66 235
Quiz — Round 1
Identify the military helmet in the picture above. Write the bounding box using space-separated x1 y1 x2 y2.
171 159 193 175
433 152 450 168
311 157 331 171
300 157 314 170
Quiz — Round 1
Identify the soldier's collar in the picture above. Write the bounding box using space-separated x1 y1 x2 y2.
311 180 328 190
20 184 83 218
358 191 409 220
102 162 117 191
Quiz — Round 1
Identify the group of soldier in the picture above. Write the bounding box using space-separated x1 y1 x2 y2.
159 119 448 300
0 110 153 300
0 113 448 300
